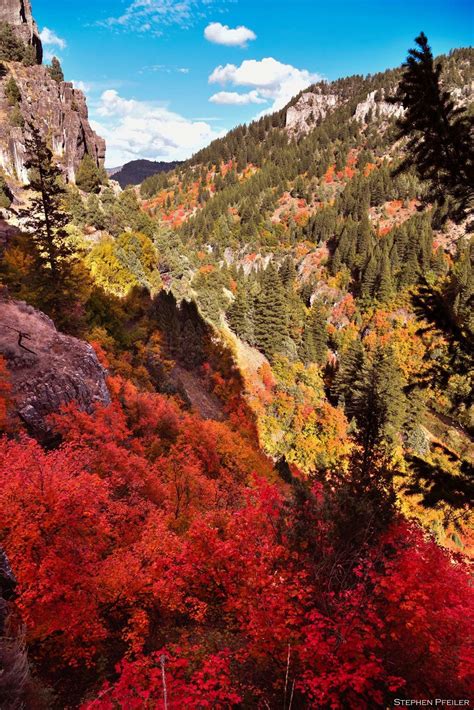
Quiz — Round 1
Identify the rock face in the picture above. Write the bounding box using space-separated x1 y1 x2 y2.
0 63 106 184
0 0 42 63
354 89 404 124
0 298 110 440
286 91 339 137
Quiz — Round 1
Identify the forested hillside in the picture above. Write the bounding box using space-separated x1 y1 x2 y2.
0 29 473 709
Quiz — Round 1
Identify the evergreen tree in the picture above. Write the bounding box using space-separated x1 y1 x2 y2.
280 256 297 286
334 338 365 408
5 76 20 106
18 126 87 329
376 251 393 302
22 44 37 67
253 265 289 359
347 345 406 476
360 252 378 298
0 22 26 62
227 284 254 343
47 57 64 83
392 32 474 219
301 302 328 365
76 153 102 194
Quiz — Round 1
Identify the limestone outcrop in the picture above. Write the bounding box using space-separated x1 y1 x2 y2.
0 298 110 440
286 91 339 137
354 89 404 124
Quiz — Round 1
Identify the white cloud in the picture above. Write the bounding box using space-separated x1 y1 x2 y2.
101 0 226 35
140 64 190 74
210 90 266 105
91 89 224 167
204 22 256 47
40 27 66 50
208 57 320 113
72 80 91 94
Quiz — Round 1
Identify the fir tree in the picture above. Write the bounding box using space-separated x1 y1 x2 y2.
5 76 20 106
301 302 328 365
47 57 64 83
360 252 378 298
253 265 289 359
227 284 254 343
376 251 393 302
18 126 87 329
392 32 474 219
348 345 406 476
76 153 102 194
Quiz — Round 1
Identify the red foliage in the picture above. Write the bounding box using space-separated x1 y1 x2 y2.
0 369 472 706
0 356 11 430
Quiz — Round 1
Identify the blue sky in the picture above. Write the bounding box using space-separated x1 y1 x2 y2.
33 0 473 166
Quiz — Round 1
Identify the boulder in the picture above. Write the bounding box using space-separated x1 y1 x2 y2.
0 298 110 440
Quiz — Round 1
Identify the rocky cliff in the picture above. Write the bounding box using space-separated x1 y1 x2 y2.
286 90 339 137
0 64 106 184
0 0 42 63
0 0 105 184
354 89 404 124
0 298 110 440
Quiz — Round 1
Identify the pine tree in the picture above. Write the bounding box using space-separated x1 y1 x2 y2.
279 256 297 287
334 338 365 408
47 57 64 83
5 76 20 106
360 251 378 298
301 302 327 365
18 126 87 329
376 251 393 302
76 153 102 193
348 345 406 476
392 32 474 219
227 285 254 343
253 265 289 359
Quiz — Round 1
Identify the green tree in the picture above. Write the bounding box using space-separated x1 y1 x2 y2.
0 171 12 209
227 284 254 343
75 153 102 193
47 56 64 83
18 125 87 329
5 76 20 106
301 302 328 365
376 251 393 302
0 22 26 62
392 32 474 219
343 344 406 477
22 44 37 67
253 265 289 359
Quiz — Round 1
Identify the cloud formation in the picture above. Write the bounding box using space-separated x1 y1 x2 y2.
208 57 320 113
102 0 225 35
209 90 266 105
204 22 256 47
39 27 67 51
91 89 224 167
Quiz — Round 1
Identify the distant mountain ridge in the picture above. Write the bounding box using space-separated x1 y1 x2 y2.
109 159 183 188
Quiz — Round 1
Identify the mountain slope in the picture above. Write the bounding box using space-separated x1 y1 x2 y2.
109 159 183 188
